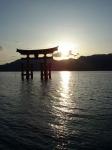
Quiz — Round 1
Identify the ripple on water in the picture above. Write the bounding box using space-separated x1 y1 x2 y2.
0 71 112 149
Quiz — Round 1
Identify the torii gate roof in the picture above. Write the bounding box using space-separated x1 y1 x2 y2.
17 46 58 55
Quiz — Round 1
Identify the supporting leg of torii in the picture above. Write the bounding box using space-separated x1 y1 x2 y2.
21 56 33 80
40 63 52 80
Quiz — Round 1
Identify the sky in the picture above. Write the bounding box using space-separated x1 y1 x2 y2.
0 0 112 64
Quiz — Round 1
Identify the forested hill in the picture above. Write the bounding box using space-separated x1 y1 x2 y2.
0 54 112 71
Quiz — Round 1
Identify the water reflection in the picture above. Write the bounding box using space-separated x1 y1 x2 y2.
59 71 72 112
60 71 70 97
19 72 77 149
51 72 74 149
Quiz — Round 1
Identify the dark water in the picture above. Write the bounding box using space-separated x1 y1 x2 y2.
0 71 112 150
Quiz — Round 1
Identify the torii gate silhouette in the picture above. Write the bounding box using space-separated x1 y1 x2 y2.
17 46 58 80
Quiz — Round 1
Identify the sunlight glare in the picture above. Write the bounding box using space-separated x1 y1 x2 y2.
60 71 70 92
59 71 71 112
58 42 79 59
59 42 74 56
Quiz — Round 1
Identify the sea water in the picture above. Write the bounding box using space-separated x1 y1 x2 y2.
0 71 112 150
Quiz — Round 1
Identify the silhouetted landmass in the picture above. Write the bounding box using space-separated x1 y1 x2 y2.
0 54 112 71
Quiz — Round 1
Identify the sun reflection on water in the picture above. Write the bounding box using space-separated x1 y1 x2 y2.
59 71 73 113
50 71 75 149
60 71 70 94
59 72 70 111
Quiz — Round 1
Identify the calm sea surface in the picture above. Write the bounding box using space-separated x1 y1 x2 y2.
0 71 112 150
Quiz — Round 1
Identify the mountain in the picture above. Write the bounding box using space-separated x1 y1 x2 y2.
0 54 112 71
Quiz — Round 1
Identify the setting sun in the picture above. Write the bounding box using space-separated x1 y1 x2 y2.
57 42 79 59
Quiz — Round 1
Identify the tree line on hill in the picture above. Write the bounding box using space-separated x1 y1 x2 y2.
0 54 112 71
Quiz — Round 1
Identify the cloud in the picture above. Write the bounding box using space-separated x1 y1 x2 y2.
0 46 3 51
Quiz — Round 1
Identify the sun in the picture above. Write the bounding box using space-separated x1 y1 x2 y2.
58 42 79 59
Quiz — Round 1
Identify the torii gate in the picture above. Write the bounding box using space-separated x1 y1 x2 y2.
17 46 58 80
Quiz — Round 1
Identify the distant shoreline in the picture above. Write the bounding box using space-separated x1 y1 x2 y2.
0 54 112 71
